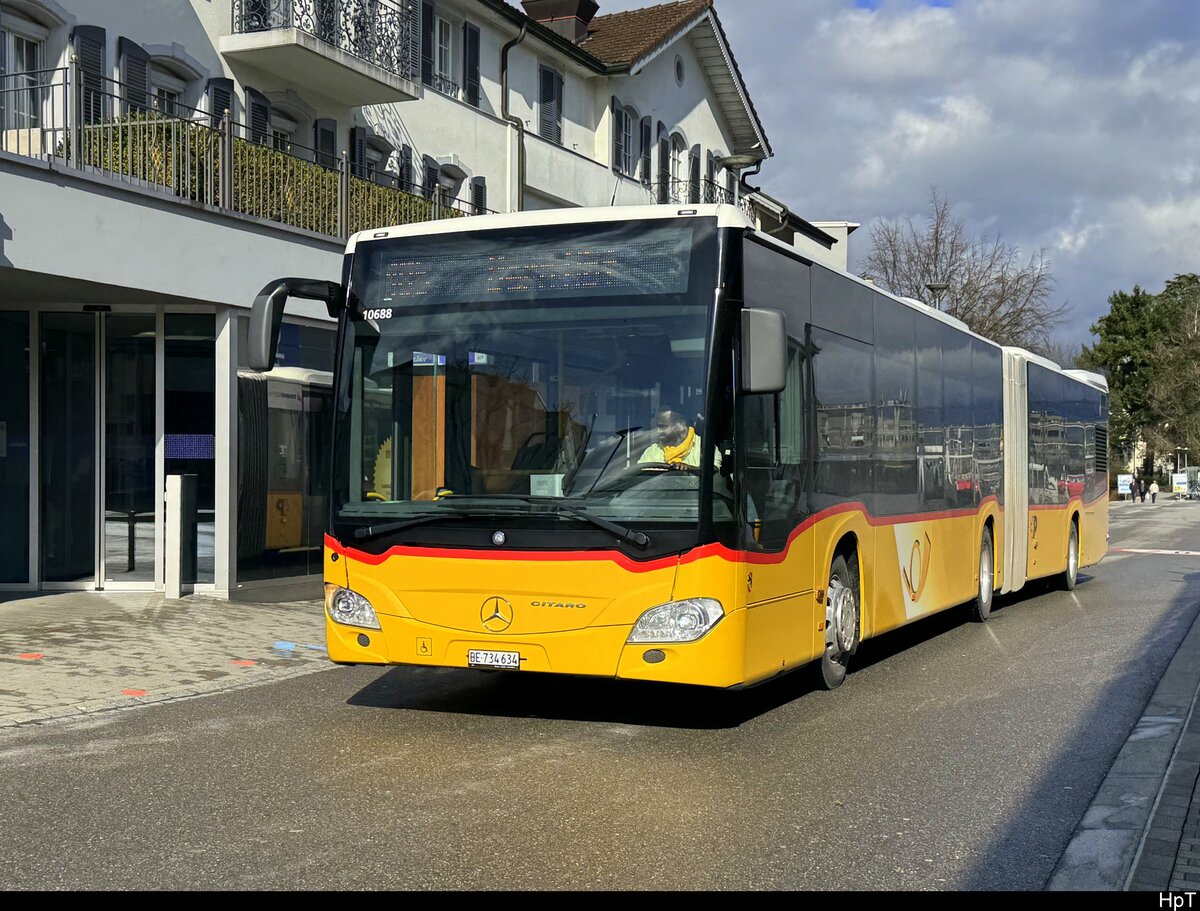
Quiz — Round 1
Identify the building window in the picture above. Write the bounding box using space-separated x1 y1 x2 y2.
617 107 636 176
436 18 452 80
271 112 298 152
155 87 181 117
670 133 686 188
149 64 189 117
2 15 46 130
538 65 563 145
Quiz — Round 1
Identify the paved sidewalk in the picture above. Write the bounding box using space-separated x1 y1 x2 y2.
0 590 329 727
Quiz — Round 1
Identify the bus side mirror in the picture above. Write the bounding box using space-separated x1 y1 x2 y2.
248 278 342 371
741 308 787 394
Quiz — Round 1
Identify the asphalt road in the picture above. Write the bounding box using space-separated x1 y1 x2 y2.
2 500 1199 890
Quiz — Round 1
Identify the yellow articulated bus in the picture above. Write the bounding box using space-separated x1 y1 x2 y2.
249 205 1108 690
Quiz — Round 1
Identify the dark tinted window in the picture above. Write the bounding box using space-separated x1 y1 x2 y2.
740 338 809 550
874 299 918 515
1028 363 1066 505
915 315 944 509
812 265 873 344
972 340 1003 504
813 328 873 510
942 324 974 508
743 239 811 328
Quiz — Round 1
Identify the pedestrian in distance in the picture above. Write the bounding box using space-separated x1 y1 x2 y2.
1141 479 1148 503
1151 480 1159 504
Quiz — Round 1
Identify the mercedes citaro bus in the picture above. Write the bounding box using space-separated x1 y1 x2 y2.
249 205 1108 690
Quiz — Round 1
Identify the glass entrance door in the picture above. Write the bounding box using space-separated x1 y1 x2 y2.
38 311 160 590
40 313 97 585
104 315 157 585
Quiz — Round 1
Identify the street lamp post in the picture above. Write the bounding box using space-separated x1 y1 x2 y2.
925 281 950 311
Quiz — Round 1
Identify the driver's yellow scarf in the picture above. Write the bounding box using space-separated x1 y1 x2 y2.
663 427 696 465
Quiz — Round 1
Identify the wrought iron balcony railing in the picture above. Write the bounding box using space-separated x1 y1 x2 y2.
647 177 753 217
429 73 461 101
231 0 419 82
1 65 481 240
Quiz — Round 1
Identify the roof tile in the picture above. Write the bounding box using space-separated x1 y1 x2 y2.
579 0 713 68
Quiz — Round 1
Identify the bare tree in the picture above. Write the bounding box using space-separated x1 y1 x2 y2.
1030 338 1083 369
862 188 1068 348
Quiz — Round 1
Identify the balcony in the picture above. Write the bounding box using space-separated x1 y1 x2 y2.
0 67 479 241
220 0 421 105
648 177 754 218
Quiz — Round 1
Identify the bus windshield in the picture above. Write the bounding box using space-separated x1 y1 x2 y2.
331 218 722 545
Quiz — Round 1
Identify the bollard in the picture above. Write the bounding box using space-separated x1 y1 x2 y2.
165 474 198 599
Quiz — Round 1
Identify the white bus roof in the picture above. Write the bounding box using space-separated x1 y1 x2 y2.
346 203 754 252
346 204 1012 353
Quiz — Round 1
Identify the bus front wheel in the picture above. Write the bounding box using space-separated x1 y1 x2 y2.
818 553 859 690
1062 521 1079 591
970 528 994 622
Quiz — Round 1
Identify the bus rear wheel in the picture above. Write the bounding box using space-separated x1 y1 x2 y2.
1062 521 1079 591
970 528 994 622
817 553 859 690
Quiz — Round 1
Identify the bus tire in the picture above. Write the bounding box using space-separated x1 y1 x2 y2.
970 528 994 622
817 553 858 690
1062 520 1079 591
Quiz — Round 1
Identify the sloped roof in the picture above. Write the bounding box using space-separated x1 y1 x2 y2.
477 0 770 156
578 0 712 68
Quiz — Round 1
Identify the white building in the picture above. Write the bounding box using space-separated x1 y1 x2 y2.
0 0 845 598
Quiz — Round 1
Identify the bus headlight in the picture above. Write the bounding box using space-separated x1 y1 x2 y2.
628 598 724 643
325 585 381 630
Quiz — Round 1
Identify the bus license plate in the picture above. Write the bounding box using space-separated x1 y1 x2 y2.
468 649 520 670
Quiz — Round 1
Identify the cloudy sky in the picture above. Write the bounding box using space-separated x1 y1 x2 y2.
601 0 1200 347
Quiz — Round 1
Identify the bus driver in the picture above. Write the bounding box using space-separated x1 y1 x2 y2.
639 407 720 470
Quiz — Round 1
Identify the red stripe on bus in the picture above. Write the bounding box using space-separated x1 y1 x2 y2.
326 497 1004 573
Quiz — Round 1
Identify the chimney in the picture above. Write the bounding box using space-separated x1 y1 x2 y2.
521 0 600 44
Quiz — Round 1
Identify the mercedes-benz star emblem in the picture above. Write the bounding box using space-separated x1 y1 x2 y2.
480 596 513 632
492 531 506 546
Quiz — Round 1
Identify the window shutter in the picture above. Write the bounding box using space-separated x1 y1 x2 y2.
420 2 434 86
314 118 337 169
400 144 414 190
423 158 439 199
349 126 367 178
539 66 555 141
656 130 669 203
553 71 563 144
462 22 481 107
688 144 700 204
705 151 715 201
610 96 623 174
73 25 106 125
471 176 487 215
206 77 233 127
639 116 651 185
118 37 149 114
246 87 271 144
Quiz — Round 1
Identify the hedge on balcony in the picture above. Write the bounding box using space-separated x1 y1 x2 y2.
60 112 459 236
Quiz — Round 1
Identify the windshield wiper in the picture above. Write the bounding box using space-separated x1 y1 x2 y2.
441 494 651 549
350 506 524 543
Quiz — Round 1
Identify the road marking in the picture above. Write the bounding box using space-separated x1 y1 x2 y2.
1109 548 1200 557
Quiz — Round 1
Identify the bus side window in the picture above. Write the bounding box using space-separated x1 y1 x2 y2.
741 341 808 549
